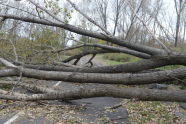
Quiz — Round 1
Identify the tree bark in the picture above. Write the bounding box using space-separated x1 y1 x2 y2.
0 66 186 85
0 83 186 102
11 55 186 73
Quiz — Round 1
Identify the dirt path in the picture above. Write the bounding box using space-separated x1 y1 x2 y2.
0 56 129 124
61 56 130 123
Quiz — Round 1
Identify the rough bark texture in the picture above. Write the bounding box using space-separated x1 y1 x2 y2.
0 83 186 102
11 55 186 73
0 4 186 103
0 66 185 85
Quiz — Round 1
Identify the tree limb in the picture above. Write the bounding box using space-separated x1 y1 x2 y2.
0 64 186 85
66 0 111 35
126 0 171 54
63 49 112 63
0 83 186 102
9 55 186 73
0 14 165 55
54 43 151 59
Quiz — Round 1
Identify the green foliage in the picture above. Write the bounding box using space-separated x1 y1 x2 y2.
103 54 183 71
79 36 88 43
44 0 61 15
33 28 60 47
43 0 73 23
65 49 81 56
104 59 124 65
0 32 4 36
0 35 61 64
0 84 12 90
63 8 73 23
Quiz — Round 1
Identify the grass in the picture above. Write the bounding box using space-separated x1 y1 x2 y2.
103 53 140 62
103 59 124 65
124 100 180 124
102 53 183 70
101 53 140 65
0 36 185 123
0 84 12 90
99 53 185 123
158 65 183 70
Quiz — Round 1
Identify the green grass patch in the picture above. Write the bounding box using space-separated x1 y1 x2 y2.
104 59 124 65
102 53 140 65
102 53 184 71
103 53 140 63
158 65 183 70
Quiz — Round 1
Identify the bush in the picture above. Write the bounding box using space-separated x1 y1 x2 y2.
65 48 81 56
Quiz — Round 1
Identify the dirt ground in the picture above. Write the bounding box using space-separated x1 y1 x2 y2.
0 56 186 124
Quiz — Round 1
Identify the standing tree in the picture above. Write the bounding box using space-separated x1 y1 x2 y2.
174 0 186 47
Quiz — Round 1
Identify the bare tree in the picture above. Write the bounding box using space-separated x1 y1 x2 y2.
174 0 186 47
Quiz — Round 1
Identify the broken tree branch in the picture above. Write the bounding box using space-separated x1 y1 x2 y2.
66 0 111 34
9 55 186 73
0 14 165 55
0 83 186 102
54 43 151 59
0 63 186 85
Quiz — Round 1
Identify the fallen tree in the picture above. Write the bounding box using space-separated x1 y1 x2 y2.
0 81 186 102
0 58 185 85
0 0 186 102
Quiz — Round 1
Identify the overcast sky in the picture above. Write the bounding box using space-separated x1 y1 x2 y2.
1 0 177 24
0 0 182 39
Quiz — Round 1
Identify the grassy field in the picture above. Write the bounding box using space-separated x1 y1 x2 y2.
102 53 140 65
102 53 183 70
99 53 185 124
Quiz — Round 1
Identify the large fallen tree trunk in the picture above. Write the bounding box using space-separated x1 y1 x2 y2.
0 82 186 102
0 56 185 85
0 65 185 85
0 0 186 102
53 43 152 59
9 55 186 73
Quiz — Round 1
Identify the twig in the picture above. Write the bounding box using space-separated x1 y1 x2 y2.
27 0 64 24
126 0 171 55
66 0 111 35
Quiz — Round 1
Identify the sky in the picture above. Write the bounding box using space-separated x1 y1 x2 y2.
0 0 182 42
1 0 177 25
